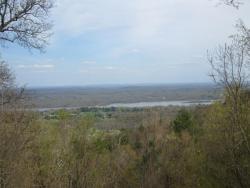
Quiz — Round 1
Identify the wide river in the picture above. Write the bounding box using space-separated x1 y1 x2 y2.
36 99 215 111
103 100 214 108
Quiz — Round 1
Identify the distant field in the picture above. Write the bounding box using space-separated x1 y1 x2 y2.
26 83 222 108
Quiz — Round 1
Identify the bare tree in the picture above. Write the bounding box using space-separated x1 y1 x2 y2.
0 61 13 86
0 60 13 111
0 1 53 186
234 20 250 55
0 0 54 109
208 42 249 99
0 61 24 112
0 0 53 51
221 0 243 8
208 36 250 187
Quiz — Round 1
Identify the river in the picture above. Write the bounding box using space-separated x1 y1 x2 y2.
35 99 216 111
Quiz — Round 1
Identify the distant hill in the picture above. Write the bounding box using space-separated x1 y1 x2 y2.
26 83 222 108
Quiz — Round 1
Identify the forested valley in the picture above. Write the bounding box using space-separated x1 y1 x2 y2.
1 0 250 187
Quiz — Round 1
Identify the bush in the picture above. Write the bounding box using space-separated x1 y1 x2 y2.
172 108 194 134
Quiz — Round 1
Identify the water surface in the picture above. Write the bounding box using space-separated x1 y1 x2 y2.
36 100 215 111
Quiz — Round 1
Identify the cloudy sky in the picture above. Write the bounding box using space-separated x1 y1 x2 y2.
1 0 250 87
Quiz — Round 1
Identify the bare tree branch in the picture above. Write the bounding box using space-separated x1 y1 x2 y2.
0 0 53 52
221 0 243 8
208 36 250 155
0 60 25 111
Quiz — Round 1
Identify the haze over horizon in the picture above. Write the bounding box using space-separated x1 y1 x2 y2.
2 0 250 87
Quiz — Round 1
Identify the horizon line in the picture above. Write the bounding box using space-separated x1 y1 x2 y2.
26 82 215 89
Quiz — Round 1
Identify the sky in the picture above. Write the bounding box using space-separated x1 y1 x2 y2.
1 0 250 87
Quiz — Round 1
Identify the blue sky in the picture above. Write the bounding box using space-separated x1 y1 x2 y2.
1 0 250 87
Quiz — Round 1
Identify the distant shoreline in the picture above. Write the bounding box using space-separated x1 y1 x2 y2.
26 83 221 110
26 82 216 90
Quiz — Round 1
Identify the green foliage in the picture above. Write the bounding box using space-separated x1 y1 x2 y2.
1 101 250 188
172 108 194 134
199 101 250 188
56 109 71 120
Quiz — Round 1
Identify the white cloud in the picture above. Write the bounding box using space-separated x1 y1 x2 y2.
53 0 250 42
53 0 135 35
104 66 115 70
81 60 96 65
17 64 55 69
53 0 176 41
108 47 142 59
79 65 118 74
131 48 140 53
79 69 90 73
33 64 55 69
10 0 250 86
